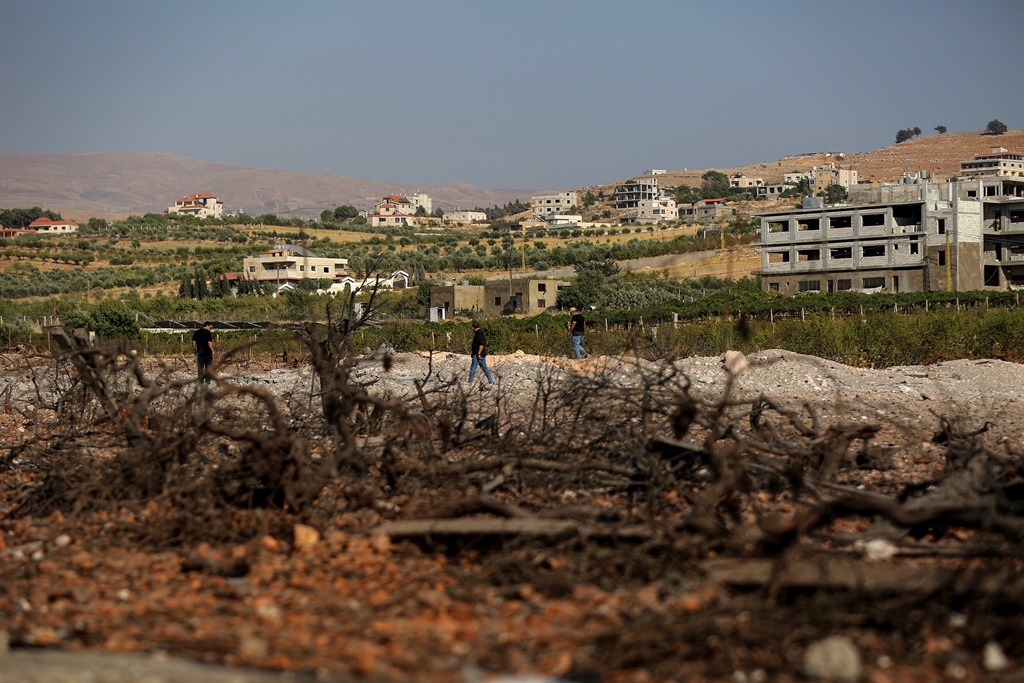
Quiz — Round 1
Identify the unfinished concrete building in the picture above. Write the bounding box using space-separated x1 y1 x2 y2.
430 276 569 317
614 177 661 209
757 177 1024 294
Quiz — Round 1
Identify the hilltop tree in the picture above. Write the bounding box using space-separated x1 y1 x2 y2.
895 128 920 143
985 119 1008 135
913 127 922 137
934 125 947 134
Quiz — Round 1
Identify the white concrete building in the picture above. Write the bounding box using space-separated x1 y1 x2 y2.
411 192 433 214
242 245 349 285
635 197 678 223
958 146 1024 180
28 218 78 234
444 210 487 223
370 194 418 227
546 215 584 229
531 192 578 218
324 270 411 294
168 193 223 219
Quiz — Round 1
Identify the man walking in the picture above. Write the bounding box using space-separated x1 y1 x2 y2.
468 320 494 387
568 307 588 359
192 321 215 382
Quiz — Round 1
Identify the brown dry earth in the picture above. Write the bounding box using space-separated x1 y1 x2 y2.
1 350 1022 683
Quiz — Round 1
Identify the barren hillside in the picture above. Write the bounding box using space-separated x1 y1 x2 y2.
579 129 1024 199
0 152 539 218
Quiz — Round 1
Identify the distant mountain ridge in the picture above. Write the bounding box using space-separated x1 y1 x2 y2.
0 151 541 218
1 130 1021 219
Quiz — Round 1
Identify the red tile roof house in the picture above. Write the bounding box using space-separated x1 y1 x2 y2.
28 218 79 234
168 193 224 219
370 194 417 227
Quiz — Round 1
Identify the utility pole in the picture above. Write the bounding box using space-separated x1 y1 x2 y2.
945 230 952 291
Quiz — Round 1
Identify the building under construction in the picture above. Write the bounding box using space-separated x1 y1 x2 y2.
756 174 1024 294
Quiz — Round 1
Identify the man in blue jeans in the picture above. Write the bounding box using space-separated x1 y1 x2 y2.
468 320 494 387
568 307 588 359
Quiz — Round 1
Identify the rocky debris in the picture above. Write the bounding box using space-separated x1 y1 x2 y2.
0 650 338 683
803 635 862 683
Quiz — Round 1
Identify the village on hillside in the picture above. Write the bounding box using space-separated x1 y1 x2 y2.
1 133 1022 311
176 142 1024 303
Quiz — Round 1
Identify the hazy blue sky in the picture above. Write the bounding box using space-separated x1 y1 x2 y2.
1 0 1021 191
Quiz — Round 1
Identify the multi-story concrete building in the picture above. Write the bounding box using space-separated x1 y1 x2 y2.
730 173 763 189
369 194 418 227
168 193 223 219
613 178 660 210
957 146 1024 180
431 276 569 317
633 197 678 223
678 198 737 224
531 192 578 218
242 244 350 285
811 163 858 194
411 192 433 214
757 176 1024 294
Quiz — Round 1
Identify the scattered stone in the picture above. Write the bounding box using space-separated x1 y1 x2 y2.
983 640 1009 671
857 539 898 561
803 635 862 682
293 524 319 550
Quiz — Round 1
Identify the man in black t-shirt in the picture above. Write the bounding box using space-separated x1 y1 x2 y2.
468 320 494 387
568 307 588 359
191 322 215 382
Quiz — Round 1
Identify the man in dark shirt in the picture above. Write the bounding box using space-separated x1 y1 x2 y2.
568 307 588 359
468 320 494 387
191 322 215 382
